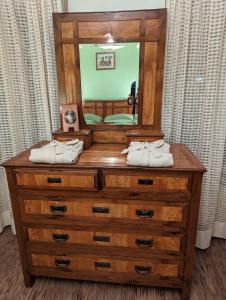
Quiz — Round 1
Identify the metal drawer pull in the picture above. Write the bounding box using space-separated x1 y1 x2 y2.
138 179 153 185
48 196 64 201
52 233 69 242
92 207 109 214
136 239 153 248
50 205 67 214
136 209 154 218
55 258 71 268
135 265 152 275
129 192 139 197
95 262 111 268
47 177 62 183
93 235 110 242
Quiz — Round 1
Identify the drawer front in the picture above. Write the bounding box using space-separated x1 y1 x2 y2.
22 198 188 225
28 228 182 253
15 170 98 190
103 172 189 192
31 254 182 279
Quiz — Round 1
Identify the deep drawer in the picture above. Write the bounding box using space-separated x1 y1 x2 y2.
15 169 98 190
20 197 188 226
30 253 183 280
28 227 183 254
103 171 190 192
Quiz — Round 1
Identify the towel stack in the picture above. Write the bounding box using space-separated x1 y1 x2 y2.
29 139 84 164
122 140 174 167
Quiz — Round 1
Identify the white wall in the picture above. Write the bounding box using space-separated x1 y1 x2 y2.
67 0 165 12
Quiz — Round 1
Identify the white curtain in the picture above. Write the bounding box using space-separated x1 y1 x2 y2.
0 0 63 233
164 0 226 248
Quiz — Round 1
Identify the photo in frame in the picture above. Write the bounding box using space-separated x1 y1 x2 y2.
96 52 115 70
61 104 80 132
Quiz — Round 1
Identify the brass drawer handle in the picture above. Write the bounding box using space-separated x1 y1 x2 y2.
136 239 153 248
135 265 152 275
92 207 109 214
136 209 154 218
93 235 110 242
138 179 153 185
52 233 69 242
50 205 67 214
55 258 71 268
47 177 62 184
95 262 111 268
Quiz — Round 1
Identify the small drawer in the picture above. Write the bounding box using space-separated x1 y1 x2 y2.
103 171 190 192
31 253 183 280
52 129 93 149
15 169 98 190
21 197 188 226
28 227 183 254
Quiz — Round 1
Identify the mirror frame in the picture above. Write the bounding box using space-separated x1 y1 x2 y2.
53 9 166 132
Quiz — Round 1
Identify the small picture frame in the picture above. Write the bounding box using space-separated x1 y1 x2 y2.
61 104 79 132
96 52 115 70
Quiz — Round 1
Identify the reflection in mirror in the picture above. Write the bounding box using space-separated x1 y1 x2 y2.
79 43 140 125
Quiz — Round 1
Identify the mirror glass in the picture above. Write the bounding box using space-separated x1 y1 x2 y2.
79 43 140 125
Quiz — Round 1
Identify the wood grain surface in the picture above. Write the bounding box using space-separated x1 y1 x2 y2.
142 42 157 125
0 227 225 300
15 170 98 190
28 227 182 252
145 19 161 38
31 253 180 278
63 44 77 104
103 173 189 191
78 20 140 39
52 129 93 149
61 22 73 39
21 198 187 224
2 143 206 172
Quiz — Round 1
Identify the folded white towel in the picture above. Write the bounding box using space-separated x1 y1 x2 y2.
122 140 174 167
29 139 84 164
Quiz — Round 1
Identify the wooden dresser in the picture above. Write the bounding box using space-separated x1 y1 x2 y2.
2 9 206 300
3 143 205 299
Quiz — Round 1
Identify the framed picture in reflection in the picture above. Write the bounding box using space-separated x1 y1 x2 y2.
96 52 115 70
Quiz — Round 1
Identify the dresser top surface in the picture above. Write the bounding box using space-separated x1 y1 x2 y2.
2 142 206 172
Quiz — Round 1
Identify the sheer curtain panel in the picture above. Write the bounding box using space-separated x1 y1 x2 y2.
0 0 63 233
163 0 226 249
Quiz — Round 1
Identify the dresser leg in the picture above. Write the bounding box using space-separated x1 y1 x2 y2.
181 283 191 300
24 273 35 287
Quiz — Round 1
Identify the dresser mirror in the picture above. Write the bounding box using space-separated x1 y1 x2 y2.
53 9 166 137
79 42 140 126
